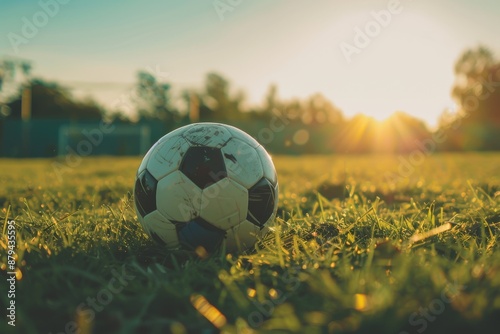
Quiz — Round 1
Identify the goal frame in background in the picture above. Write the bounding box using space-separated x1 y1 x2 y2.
57 124 151 156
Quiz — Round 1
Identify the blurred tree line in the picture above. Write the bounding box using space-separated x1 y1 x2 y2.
438 46 500 151
1 46 499 154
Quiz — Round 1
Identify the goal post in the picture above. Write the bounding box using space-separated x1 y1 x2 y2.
57 124 151 156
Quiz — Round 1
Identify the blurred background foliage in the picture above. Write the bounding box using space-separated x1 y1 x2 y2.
0 45 499 156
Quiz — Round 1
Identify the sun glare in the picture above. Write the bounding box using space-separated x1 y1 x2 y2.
325 9 456 128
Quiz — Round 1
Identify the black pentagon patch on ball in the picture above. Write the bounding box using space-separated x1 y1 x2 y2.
175 217 225 252
134 169 158 217
179 146 227 189
247 178 276 228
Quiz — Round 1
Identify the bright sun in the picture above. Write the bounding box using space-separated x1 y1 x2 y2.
257 9 457 129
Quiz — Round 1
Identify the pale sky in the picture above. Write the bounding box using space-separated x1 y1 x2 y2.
1 0 499 127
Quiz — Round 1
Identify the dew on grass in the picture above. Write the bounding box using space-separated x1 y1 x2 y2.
354 294 368 311
247 288 256 298
15 268 22 280
269 288 278 299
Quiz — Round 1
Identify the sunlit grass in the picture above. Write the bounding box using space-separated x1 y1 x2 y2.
1 153 500 333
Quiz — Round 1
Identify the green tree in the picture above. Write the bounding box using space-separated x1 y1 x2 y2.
263 84 280 114
303 93 344 125
134 71 177 122
439 46 500 150
201 72 244 121
6 79 103 120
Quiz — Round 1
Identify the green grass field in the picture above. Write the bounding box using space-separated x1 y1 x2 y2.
1 153 500 333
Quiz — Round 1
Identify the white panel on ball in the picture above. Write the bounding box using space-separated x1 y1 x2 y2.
137 136 164 176
137 149 152 177
182 123 232 148
225 124 260 148
200 178 248 230
156 170 203 222
146 136 190 181
225 220 262 252
143 210 180 249
136 211 149 236
221 138 264 189
256 145 278 185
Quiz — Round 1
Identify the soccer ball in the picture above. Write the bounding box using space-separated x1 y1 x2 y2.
134 123 278 252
